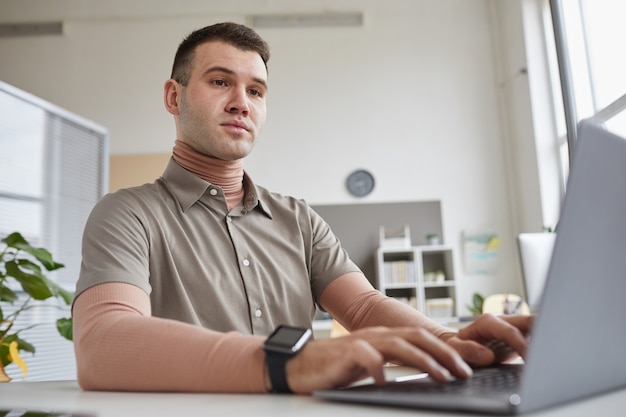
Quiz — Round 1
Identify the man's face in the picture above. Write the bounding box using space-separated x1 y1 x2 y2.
168 41 268 160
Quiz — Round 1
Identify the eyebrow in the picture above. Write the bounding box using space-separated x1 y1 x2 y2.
202 66 268 90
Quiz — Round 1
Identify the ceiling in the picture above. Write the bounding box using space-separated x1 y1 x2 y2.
0 0 438 23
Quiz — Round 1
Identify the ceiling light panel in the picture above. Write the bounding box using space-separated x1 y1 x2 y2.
251 12 362 28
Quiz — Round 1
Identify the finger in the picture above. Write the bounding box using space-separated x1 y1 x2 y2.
373 328 472 381
446 337 495 367
345 338 387 385
499 314 534 336
484 339 519 363
457 314 530 361
287 338 387 393
408 329 474 380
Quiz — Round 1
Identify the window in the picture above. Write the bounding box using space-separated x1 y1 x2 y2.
547 0 626 183
0 81 108 380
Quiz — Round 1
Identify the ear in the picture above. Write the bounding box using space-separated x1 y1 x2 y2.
164 79 181 116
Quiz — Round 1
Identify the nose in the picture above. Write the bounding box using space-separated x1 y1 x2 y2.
226 87 250 116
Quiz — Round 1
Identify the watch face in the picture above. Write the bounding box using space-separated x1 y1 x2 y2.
346 169 375 197
264 325 312 354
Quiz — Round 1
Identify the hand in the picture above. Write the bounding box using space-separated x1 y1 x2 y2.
444 313 533 367
284 326 473 394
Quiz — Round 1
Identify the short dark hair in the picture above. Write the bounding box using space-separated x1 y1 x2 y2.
170 22 270 86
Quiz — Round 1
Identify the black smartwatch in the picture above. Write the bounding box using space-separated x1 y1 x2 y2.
263 325 312 393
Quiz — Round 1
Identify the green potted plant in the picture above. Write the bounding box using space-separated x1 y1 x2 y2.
0 232 73 381
466 292 485 316
425 233 440 245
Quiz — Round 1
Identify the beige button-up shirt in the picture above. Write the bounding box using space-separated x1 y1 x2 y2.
77 159 360 336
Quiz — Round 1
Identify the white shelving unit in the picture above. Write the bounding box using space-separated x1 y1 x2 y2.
375 245 458 321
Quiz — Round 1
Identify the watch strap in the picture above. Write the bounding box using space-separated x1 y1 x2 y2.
265 350 292 393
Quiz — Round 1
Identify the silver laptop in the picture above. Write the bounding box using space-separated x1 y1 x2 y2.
314 119 626 414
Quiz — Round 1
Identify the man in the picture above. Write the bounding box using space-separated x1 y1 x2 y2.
73 22 531 394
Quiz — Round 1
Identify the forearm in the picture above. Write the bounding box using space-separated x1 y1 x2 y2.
320 272 454 338
73 282 267 393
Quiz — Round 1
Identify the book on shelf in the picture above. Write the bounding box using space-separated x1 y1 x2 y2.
383 260 415 284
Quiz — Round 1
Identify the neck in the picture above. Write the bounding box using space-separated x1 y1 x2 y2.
172 140 244 209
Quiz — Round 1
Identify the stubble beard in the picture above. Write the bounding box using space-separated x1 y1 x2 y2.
179 113 257 162
183 126 256 161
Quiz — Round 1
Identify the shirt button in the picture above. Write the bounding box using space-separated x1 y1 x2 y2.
209 188 218 196
243 259 250 267
255 309 263 318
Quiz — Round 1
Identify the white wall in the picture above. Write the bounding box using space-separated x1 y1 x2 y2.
0 0 551 313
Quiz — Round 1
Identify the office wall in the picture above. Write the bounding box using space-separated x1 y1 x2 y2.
312 201 443 285
109 153 169 191
0 0 547 312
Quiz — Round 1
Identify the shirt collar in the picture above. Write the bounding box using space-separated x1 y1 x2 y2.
162 158 272 219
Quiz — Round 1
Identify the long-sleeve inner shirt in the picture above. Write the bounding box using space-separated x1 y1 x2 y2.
73 143 450 392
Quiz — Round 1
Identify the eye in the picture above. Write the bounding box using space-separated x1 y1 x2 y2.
248 88 263 97
211 79 228 87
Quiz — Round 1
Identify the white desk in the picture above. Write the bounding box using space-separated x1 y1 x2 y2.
0 380 625 417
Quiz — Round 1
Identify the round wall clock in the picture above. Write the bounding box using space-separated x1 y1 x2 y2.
346 169 375 197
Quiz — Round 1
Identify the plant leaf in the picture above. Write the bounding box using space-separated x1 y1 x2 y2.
1 232 28 247
23 246 65 271
473 292 485 308
8 340 27 379
0 333 35 367
2 266 73 308
56 318 73 341
57 286 74 305
4 260 54 300
16 258 42 274
2 232 64 271
10 260 74 304
0 284 18 304
40 277 74 305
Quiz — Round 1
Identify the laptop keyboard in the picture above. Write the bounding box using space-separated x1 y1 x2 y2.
345 364 523 395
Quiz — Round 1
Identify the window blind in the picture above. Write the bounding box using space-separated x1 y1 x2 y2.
0 80 108 381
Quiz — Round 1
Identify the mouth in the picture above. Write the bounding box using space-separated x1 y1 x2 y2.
222 120 250 133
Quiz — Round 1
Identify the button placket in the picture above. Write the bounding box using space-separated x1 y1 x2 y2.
225 211 268 331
